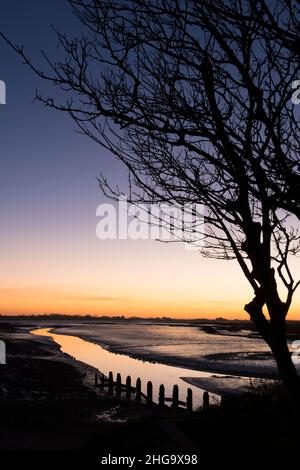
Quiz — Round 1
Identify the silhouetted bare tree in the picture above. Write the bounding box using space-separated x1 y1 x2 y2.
3 0 300 410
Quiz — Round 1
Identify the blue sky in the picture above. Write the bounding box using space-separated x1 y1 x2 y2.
0 0 297 318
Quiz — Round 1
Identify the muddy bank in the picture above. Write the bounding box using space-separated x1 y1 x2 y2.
0 324 168 450
1 322 300 456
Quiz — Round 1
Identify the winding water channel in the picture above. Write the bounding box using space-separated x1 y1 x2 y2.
31 328 222 409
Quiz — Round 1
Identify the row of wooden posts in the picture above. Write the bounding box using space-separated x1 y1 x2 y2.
94 371 210 412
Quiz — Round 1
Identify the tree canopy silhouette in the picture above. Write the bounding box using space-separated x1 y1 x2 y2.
198 0 300 220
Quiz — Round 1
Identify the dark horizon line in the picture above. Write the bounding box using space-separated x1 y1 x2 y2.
0 313 247 322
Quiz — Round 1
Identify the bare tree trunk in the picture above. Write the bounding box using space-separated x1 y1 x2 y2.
245 299 300 416
270 328 300 417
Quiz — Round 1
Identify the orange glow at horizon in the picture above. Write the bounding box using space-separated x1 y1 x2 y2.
2 273 300 320
2 229 300 320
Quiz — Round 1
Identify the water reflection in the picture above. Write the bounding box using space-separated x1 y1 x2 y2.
32 328 219 409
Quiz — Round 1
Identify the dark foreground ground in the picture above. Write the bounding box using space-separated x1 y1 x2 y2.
1 322 300 463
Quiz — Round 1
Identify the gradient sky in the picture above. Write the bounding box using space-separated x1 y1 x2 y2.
0 0 300 319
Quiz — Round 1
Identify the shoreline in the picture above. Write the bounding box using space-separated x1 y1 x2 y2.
1 322 299 454
1 323 196 451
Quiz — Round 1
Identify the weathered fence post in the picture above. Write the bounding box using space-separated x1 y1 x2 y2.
94 372 98 387
158 384 165 406
108 371 114 394
147 381 153 405
116 373 122 396
187 388 193 412
126 376 131 400
135 378 141 402
203 391 210 410
100 374 105 390
172 384 179 409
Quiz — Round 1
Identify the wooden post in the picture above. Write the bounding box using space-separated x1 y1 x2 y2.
116 373 122 396
126 376 131 400
203 391 209 410
100 374 105 390
147 381 153 405
158 384 165 406
94 372 98 387
108 371 114 394
187 388 193 412
135 378 141 402
172 384 179 408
